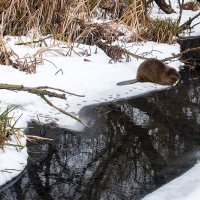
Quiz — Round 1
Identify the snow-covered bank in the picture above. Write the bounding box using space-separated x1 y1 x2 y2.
0 133 27 188
1 38 181 131
143 161 200 200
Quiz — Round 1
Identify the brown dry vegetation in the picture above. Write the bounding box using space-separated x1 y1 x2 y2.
140 18 183 44
0 0 151 66
121 0 147 40
0 0 186 45
179 1 200 11
0 0 146 41
0 106 24 150
0 0 187 66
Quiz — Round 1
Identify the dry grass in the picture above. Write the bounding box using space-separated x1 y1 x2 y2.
120 0 147 40
179 2 200 11
0 31 13 65
0 106 24 150
0 37 42 73
0 0 149 43
140 18 183 44
0 0 185 60
0 0 187 45
1 0 92 37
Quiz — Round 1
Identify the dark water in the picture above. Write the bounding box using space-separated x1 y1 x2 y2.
1 69 200 200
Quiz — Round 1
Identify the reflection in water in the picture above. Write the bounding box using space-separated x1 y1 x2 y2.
1 69 200 200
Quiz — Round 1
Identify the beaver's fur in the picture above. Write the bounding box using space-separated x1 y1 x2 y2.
117 58 181 86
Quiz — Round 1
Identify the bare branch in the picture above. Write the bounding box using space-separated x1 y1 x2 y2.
15 36 52 46
35 86 85 97
180 12 200 30
40 95 84 125
177 0 184 25
0 84 66 99
161 46 200 62
0 83 85 124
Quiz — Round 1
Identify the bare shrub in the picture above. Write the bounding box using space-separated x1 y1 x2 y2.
75 21 124 45
0 36 41 73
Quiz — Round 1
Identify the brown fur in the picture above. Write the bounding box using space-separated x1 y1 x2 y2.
136 58 181 85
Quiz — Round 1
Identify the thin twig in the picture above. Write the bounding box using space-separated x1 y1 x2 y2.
122 49 148 60
177 0 184 25
35 86 85 97
5 143 25 148
16 35 52 45
180 12 200 30
40 95 84 125
55 69 63 75
161 46 200 62
26 135 53 141
0 84 66 99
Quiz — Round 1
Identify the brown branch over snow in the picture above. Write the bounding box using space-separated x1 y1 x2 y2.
115 44 200 64
40 95 84 125
180 12 200 30
0 84 66 99
0 83 85 124
161 46 200 62
15 36 52 45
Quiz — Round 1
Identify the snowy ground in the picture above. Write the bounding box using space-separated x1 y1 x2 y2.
143 161 200 200
0 38 181 130
0 133 27 188
0 1 200 199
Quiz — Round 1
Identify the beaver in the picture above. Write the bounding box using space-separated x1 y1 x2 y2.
117 58 181 86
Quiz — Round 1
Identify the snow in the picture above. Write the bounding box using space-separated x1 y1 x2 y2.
143 162 200 200
0 0 200 198
0 38 181 131
151 0 200 36
0 133 27 188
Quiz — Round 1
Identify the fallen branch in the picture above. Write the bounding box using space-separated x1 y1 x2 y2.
26 135 53 141
16 35 52 45
122 49 148 60
35 86 85 97
180 12 200 30
0 84 66 99
0 83 85 124
40 94 84 125
161 46 200 62
97 41 200 65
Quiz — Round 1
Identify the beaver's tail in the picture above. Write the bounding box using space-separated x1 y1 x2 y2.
116 79 138 86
